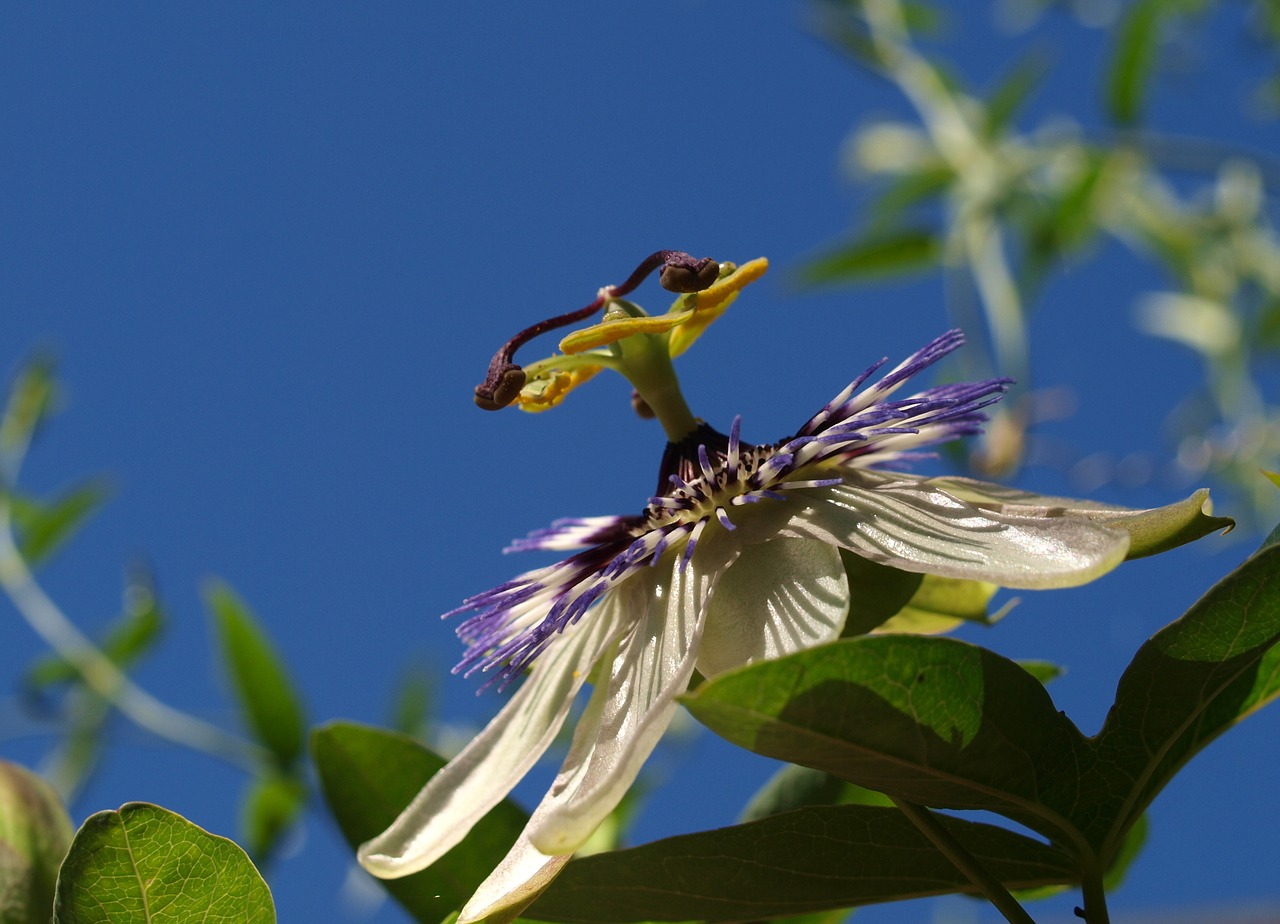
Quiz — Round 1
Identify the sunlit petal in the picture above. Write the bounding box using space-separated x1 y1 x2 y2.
698 538 849 678
526 535 739 855
781 473 1130 589
456 830 569 924
357 603 625 878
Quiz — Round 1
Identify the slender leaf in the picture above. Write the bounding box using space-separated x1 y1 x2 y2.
9 481 112 567
240 772 306 869
983 52 1052 135
53 802 273 923
1106 0 1165 125
26 567 164 689
529 804 1076 923
798 228 940 285
312 721 527 924
204 579 306 770
0 355 57 464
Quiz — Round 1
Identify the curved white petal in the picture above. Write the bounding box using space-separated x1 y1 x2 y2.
525 532 739 856
456 830 569 924
781 474 1130 589
697 538 849 678
358 601 625 879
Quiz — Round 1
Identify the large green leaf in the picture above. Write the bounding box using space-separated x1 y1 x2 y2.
1082 542 1280 853
53 802 273 923
689 539 1280 878
312 721 527 924
528 804 1076 923
683 635 1088 848
204 579 306 770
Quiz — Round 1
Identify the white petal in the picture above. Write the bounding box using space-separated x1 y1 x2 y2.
358 602 624 879
456 830 569 924
526 533 739 855
697 538 849 678
781 474 1129 589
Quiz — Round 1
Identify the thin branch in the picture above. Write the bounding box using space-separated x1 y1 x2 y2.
0 505 267 772
889 796 1038 924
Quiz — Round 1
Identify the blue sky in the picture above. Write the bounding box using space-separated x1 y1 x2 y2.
3 3 1278 922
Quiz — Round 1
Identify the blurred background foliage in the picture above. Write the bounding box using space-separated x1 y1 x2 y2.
803 0 1280 529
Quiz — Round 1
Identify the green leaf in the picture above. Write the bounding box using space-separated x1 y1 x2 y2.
529 804 1076 923
311 722 527 924
740 763 892 824
1106 0 1165 125
204 579 306 770
9 480 112 567
0 355 57 466
866 167 953 228
840 550 1005 636
839 551 922 635
240 773 306 869
1017 660 1065 685
1083 542 1280 854
983 52 1052 136
797 228 940 285
683 635 1089 848
53 802 273 923
26 566 164 690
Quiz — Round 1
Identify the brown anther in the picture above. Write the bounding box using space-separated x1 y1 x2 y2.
474 365 527 411
659 257 720 293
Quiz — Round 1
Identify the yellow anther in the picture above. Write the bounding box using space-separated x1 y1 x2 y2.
514 365 603 412
558 309 695 355
668 257 769 357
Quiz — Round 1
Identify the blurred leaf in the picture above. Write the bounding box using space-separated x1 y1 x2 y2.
529 804 1076 923
53 802 273 923
874 573 1002 635
739 764 852 823
683 635 1089 848
241 772 306 869
798 228 940 285
1083 541 1280 853
0 355 57 467
1106 0 1165 125
0 760 73 924
1103 813 1147 890
840 550 1003 636
8 480 112 567
740 763 891 824
866 167 953 228
312 721 527 924
204 579 306 771
983 52 1052 135
1017 660 1064 685
26 566 164 690
390 662 435 739
1263 470 1280 492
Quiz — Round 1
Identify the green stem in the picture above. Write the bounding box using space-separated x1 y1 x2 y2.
890 796 1038 924
1078 866 1112 924
0 503 267 773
